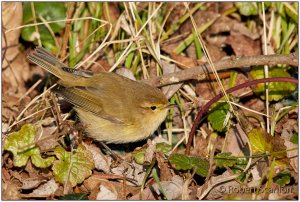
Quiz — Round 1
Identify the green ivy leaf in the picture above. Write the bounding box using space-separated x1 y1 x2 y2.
60 193 88 200
235 2 258 16
23 2 66 31
250 66 296 101
169 154 209 177
132 148 146 165
21 26 55 46
4 124 54 168
273 171 291 187
248 128 272 153
21 2 66 52
132 143 172 165
207 103 230 132
53 144 95 187
215 152 237 168
156 142 172 154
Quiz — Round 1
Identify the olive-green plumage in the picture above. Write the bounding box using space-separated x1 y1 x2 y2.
27 47 169 143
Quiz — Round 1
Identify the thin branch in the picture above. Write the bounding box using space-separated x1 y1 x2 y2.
185 77 298 155
60 2 76 59
145 52 298 87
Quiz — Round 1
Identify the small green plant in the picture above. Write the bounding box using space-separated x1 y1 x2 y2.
52 144 95 187
4 124 54 168
169 154 209 177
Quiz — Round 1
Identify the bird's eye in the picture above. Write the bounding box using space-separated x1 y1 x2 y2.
150 106 157 110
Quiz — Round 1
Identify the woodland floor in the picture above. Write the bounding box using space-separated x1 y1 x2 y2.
2 2 298 200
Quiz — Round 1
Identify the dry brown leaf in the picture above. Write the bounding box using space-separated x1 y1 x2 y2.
196 72 250 100
232 22 260 40
111 160 145 186
247 166 262 188
83 143 112 173
2 96 19 123
281 119 298 136
96 184 118 200
2 52 30 95
144 139 156 164
2 2 23 68
205 16 234 36
205 43 227 62
205 34 228 48
29 179 59 198
156 152 173 181
281 122 298 173
2 52 34 125
223 124 249 156
185 40 227 61
10 170 29 184
165 2 186 29
83 175 102 192
35 123 59 152
182 176 195 200
206 15 259 40
161 61 183 99
192 127 210 157
115 67 136 81
129 185 156 200
205 15 260 51
180 10 220 34
2 180 21 200
130 175 184 200
169 52 199 69
25 160 52 179
226 34 261 56
119 13 134 36
161 37 187 55
197 171 240 200
195 80 217 100
21 178 47 190
244 98 265 113
83 174 138 200
151 175 184 199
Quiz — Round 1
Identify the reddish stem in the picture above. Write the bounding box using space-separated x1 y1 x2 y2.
185 77 298 155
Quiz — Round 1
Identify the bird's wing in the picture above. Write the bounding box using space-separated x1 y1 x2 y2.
54 86 127 125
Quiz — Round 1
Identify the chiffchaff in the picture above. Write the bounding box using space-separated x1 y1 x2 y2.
27 47 170 143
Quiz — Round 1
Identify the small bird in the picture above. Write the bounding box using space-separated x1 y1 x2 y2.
27 47 170 143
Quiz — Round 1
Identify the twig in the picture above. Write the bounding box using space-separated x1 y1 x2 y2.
60 2 76 58
30 2 42 46
185 77 298 155
145 52 298 87
17 79 42 102
12 84 57 127
2 22 8 64
7 106 51 132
